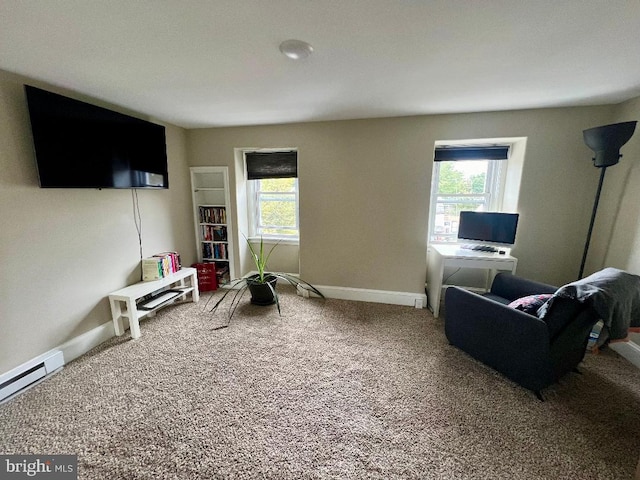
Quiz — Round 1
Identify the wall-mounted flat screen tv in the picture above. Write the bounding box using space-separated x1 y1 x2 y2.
457 211 519 246
24 85 168 189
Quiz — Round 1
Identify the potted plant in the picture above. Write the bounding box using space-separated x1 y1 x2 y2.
206 236 324 323
245 238 279 305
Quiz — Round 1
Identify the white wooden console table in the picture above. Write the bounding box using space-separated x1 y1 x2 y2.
427 244 517 318
109 267 199 339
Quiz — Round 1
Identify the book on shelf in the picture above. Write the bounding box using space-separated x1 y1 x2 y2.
142 251 182 281
201 242 228 260
142 257 164 281
214 264 230 286
154 251 181 274
213 226 227 241
200 225 228 242
199 206 227 224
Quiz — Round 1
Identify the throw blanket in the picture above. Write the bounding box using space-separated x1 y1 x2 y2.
539 267 640 341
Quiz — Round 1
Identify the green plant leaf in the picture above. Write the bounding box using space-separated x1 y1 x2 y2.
244 234 282 283
265 280 280 316
208 236 324 323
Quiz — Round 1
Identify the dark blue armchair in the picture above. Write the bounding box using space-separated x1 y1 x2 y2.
444 273 599 399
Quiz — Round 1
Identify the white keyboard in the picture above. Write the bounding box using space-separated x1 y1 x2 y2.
138 290 181 310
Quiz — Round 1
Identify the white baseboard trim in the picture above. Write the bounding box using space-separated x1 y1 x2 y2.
56 321 115 365
0 321 115 403
228 273 427 308
610 340 640 370
316 285 428 308
0 321 115 380
0 350 64 403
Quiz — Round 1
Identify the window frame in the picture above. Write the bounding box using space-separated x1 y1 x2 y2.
247 176 300 244
428 158 506 244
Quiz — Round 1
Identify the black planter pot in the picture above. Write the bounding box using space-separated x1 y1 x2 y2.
247 274 277 305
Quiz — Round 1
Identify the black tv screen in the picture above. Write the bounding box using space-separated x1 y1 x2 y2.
457 211 519 245
25 85 168 189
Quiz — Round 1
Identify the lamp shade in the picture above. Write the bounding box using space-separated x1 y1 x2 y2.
583 121 637 167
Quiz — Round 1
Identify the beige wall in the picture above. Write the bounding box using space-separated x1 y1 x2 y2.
188 104 614 292
246 241 299 275
0 70 195 373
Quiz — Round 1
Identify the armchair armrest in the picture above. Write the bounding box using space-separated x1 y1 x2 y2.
490 273 557 302
445 286 554 392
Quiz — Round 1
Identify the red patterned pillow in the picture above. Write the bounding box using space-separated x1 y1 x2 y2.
508 294 553 316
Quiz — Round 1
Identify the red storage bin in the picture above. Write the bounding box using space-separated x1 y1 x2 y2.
192 263 217 291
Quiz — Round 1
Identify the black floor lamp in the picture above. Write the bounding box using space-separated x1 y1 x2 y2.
579 121 637 279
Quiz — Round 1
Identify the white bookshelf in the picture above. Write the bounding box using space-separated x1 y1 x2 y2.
190 166 234 285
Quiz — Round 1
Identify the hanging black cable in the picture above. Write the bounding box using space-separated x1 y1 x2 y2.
132 189 143 261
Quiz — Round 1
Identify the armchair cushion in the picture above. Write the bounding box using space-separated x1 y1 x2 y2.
508 293 553 316
489 273 556 301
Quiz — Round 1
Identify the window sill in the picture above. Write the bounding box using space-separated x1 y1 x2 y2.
248 236 299 246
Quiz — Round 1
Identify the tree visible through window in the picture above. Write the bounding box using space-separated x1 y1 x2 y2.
429 160 502 242
252 178 299 238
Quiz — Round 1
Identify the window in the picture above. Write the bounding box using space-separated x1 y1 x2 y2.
429 145 508 243
245 150 299 241
248 177 299 239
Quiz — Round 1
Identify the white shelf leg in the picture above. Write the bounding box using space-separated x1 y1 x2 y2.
110 298 125 336
191 272 200 302
127 298 141 339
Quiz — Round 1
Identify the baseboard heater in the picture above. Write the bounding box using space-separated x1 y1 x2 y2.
0 350 65 403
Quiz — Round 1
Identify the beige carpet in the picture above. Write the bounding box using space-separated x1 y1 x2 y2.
1 286 640 479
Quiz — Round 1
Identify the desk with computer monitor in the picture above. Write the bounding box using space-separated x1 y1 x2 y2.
426 243 518 318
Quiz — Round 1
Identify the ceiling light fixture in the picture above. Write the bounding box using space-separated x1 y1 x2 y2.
279 39 313 60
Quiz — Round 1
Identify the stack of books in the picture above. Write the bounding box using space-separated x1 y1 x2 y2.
200 225 227 241
215 264 230 286
142 252 182 281
202 243 228 260
199 206 226 224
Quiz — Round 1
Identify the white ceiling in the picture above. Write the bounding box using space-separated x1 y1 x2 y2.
1 1 639 129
